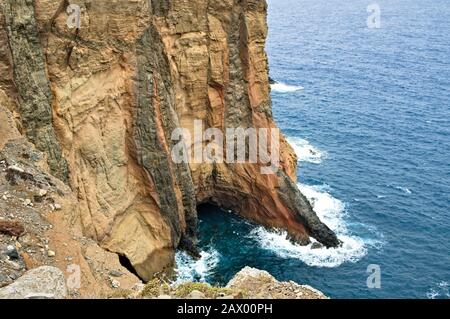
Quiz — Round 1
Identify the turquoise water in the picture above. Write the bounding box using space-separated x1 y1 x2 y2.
176 0 450 298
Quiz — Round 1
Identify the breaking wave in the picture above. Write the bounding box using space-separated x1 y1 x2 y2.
271 81 304 93
250 183 383 267
426 281 450 299
174 247 220 284
396 186 412 194
287 137 325 164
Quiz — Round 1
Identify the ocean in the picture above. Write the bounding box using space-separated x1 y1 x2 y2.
176 0 450 298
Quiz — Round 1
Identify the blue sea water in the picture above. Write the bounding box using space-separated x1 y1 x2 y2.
176 0 450 298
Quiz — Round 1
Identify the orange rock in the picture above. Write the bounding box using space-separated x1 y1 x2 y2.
20 252 35 270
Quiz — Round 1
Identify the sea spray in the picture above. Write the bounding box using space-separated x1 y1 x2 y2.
287 137 325 164
250 184 381 267
174 247 220 284
271 82 304 93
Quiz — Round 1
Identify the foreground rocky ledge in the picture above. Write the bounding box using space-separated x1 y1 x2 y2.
0 266 327 299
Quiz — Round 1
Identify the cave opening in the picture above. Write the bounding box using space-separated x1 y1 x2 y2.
118 254 143 281
195 201 258 244
197 202 228 215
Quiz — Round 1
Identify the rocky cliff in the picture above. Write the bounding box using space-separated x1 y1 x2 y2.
0 0 339 282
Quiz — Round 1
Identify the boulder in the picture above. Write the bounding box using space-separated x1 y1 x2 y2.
5 245 19 259
0 266 67 299
227 267 327 299
187 290 206 299
0 220 25 237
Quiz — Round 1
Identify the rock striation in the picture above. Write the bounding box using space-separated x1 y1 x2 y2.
0 0 339 281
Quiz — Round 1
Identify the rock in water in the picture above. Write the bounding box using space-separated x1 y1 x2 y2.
0 266 67 299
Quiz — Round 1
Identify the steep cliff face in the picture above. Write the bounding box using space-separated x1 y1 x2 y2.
0 0 339 281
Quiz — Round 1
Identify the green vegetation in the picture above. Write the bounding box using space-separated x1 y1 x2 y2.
105 288 133 299
140 278 171 298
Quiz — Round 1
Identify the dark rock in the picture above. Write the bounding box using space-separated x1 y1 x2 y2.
311 242 323 250
0 221 25 237
0 273 7 285
268 76 277 84
33 195 43 203
109 270 124 278
5 246 19 260
25 294 56 299
277 171 341 248
2 0 68 182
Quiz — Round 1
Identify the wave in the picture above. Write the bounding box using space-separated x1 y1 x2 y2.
173 247 220 284
250 183 382 268
386 184 412 194
287 137 325 164
271 82 304 93
426 281 450 299
395 186 412 194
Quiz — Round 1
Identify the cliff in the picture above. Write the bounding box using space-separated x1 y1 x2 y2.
0 0 339 282
0 266 327 299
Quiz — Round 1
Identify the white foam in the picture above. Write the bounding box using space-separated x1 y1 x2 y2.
426 289 440 299
427 281 450 299
396 186 412 194
174 247 220 284
271 82 304 93
287 137 325 164
250 183 379 268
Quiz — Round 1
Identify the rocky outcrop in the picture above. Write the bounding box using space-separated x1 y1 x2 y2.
0 138 142 296
0 0 339 281
0 266 67 299
1 1 68 182
136 266 327 299
226 267 327 299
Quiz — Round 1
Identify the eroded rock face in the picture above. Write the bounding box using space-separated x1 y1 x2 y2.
0 0 339 281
